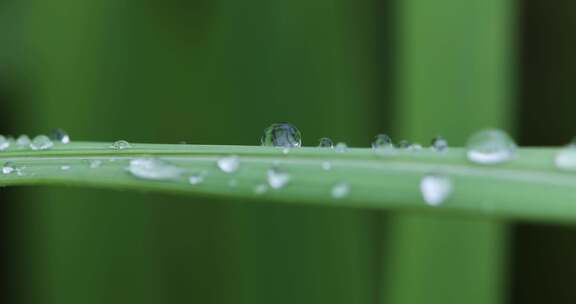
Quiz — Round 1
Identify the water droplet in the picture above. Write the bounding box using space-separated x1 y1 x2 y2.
16 135 31 147
111 140 131 150
372 134 394 150
267 167 291 189
30 135 53 151
261 122 302 148
254 184 268 194
188 173 205 185
318 137 334 148
335 142 348 153
466 129 516 164
0 136 10 151
128 158 182 180
430 136 448 152
398 140 411 149
555 145 576 171
217 156 240 173
410 144 423 151
89 160 102 169
321 161 332 171
420 173 453 206
60 165 71 171
331 182 350 199
50 128 70 144
2 162 14 174
282 148 290 155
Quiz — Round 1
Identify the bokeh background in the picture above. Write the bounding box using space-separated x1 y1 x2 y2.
0 0 574 303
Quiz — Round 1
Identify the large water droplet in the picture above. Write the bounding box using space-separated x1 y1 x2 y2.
217 156 240 173
111 140 131 150
51 128 70 144
466 129 516 164
335 142 348 153
0 136 10 151
372 134 394 150
318 137 334 148
2 162 15 174
555 145 576 171
30 135 53 151
331 181 350 199
430 136 448 152
16 135 31 147
267 167 291 189
128 158 182 180
420 173 453 206
261 122 302 148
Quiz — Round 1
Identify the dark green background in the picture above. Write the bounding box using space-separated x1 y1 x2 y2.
0 0 575 303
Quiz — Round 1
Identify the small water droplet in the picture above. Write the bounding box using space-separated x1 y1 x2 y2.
261 122 302 148
50 128 70 144
335 142 348 153
30 135 53 151
267 167 291 189
318 137 334 148
111 140 131 150
398 140 411 149
0 136 10 151
372 134 394 150
430 136 448 151
466 129 516 164
555 145 576 171
217 156 240 173
128 158 182 180
254 184 268 194
321 161 332 171
410 144 423 151
89 160 102 169
16 135 31 147
331 182 350 199
188 172 205 185
60 165 71 171
2 162 15 174
420 173 453 206
282 148 290 155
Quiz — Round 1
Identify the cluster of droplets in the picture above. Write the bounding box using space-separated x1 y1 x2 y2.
0 128 71 152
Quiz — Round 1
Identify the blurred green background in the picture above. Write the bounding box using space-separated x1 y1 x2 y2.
0 0 574 303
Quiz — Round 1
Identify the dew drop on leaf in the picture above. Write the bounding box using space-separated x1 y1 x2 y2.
466 129 516 164
267 166 291 189
254 184 268 194
30 135 54 151
16 135 31 147
0 136 10 151
372 134 394 150
430 136 448 152
60 165 71 171
50 128 70 144
331 181 350 199
420 173 453 206
335 142 348 153
555 143 576 171
128 158 182 180
188 172 205 185
217 156 240 173
261 122 302 148
111 140 131 150
398 140 411 149
321 161 332 171
2 162 15 175
318 137 334 148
